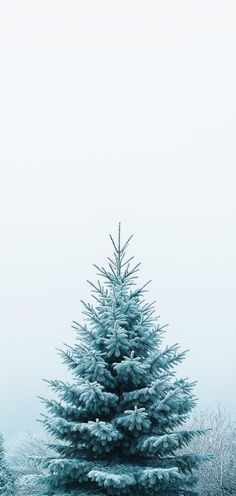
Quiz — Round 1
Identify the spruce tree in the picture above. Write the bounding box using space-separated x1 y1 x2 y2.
41 226 209 496
0 434 16 496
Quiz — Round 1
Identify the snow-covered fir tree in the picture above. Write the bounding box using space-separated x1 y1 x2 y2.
0 433 16 495
41 225 209 496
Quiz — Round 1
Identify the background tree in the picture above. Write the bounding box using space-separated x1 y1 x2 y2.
41 226 209 495
0 433 16 496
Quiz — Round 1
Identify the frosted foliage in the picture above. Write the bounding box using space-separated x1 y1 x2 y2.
186 409 236 496
0 434 16 495
41 226 209 495
7 432 55 496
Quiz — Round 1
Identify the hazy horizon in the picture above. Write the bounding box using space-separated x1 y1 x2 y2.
0 1 236 440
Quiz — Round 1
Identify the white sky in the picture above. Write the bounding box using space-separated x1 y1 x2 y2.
0 1 236 439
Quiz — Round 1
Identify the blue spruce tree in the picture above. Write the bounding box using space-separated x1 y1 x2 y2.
0 434 16 496
41 226 209 496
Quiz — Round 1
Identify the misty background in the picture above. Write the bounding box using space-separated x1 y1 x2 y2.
0 1 235 441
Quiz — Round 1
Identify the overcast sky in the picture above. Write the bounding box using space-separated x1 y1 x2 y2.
0 1 236 440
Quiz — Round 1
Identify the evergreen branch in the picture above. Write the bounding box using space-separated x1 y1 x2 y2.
56 347 74 362
117 222 122 275
160 386 185 405
80 300 102 324
73 342 91 353
142 309 156 323
91 294 104 305
118 222 121 255
93 264 119 284
167 349 189 367
87 280 107 297
141 300 157 312
147 344 182 373
71 320 85 330
125 262 142 277
156 323 169 331
130 279 152 298
121 255 135 268
107 256 117 267
93 264 109 278
108 263 118 278
109 234 118 253
120 234 134 254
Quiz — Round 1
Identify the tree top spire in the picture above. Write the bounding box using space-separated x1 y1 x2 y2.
109 223 134 277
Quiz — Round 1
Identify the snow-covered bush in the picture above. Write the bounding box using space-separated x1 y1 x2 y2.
187 408 236 496
7 432 54 495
